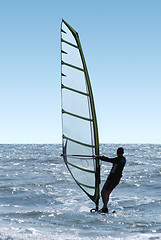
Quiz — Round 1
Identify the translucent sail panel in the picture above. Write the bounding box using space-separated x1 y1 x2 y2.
62 65 87 94
65 140 95 171
62 111 94 147
63 136 96 198
62 42 83 70
62 88 92 121
63 139 96 197
64 138 94 156
67 160 95 196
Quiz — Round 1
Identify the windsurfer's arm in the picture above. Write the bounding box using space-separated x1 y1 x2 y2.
95 155 116 163
95 155 110 162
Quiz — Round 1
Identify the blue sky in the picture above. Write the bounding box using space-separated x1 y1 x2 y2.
0 0 161 144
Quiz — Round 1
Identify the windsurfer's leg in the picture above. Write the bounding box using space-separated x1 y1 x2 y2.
100 178 112 212
101 188 111 212
101 178 120 212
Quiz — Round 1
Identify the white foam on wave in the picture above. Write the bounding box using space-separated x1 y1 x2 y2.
79 206 91 212
0 226 161 240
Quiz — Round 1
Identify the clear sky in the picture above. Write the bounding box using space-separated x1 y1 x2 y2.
0 0 161 144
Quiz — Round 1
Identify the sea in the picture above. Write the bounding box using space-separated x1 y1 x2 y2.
0 144 161 240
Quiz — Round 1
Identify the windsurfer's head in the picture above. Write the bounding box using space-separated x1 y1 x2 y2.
117 147 124 156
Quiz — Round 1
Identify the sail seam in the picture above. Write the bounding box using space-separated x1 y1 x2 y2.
62 61 84 72
61 29 67 34
61 50 67 54
61 84 89 96
66 161 95 173
61 38 78 49
63 135 95 148
76 180 96 189
62 109 93 122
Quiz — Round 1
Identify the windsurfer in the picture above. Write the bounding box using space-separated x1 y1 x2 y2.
96 147 126 213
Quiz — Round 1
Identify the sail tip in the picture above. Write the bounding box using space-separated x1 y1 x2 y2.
62 19 67 24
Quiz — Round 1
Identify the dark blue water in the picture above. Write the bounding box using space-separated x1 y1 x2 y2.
0 144 161 239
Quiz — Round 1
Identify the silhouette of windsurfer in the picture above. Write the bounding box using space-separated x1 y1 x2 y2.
96 147 126 213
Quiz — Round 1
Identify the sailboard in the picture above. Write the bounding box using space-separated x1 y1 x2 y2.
61 19 100 211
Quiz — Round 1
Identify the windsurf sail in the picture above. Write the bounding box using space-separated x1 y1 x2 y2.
61 19 100 210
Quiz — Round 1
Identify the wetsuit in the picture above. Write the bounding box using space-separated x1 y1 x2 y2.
100 156 126 191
